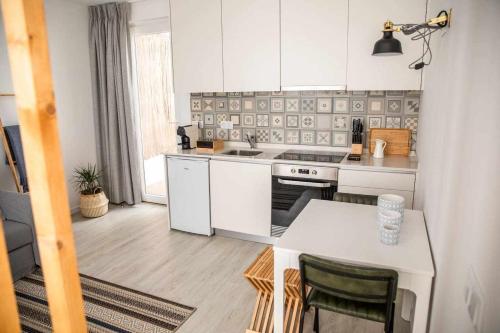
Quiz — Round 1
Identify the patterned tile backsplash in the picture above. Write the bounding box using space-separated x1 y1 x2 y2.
190 90 421 150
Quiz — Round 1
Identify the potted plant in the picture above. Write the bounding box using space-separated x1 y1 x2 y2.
73 164 109 218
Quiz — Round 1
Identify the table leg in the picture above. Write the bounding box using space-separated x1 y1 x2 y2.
411 276 433 333
273 249 288 333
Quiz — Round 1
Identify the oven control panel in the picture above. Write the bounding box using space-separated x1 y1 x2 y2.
273 164 338 181
290 168 319 176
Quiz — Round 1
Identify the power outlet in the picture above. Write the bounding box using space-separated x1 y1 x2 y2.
464 267 484 332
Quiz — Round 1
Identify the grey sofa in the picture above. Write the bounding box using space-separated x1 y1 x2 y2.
0 190 40 281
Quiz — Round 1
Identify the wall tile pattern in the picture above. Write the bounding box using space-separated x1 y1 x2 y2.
191 90 421 150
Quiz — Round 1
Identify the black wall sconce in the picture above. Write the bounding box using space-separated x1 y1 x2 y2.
372 10 451 70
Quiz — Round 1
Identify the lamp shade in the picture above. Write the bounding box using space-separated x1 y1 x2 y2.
372 31 403 56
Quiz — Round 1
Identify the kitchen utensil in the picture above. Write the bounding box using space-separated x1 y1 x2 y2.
351 119 363 148
369 128 411 156
373 139 387 158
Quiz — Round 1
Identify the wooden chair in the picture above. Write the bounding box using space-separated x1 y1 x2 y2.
244 246 302 333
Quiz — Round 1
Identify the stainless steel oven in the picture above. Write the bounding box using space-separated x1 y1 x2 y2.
271 163 339 237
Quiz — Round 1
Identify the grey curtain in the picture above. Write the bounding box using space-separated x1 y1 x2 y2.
89 3 141 205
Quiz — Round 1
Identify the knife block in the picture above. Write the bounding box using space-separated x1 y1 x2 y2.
351 144 363 155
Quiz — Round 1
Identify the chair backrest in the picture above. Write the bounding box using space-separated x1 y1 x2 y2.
333 192 378 206
299 254 398 305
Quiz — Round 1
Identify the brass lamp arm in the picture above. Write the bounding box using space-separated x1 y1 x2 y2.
384 10 451 35
427 13 450 26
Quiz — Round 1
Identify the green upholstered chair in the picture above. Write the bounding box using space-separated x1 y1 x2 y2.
298 254 398 333
333 192 378 206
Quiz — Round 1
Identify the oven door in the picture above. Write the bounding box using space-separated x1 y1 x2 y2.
271 176 337 234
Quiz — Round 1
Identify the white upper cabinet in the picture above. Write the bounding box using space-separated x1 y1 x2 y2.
170 0 223 92
221 0 280 92
281 0 348 89
347 0 427 90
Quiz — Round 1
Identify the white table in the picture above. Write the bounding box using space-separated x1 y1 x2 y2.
273 200 434 333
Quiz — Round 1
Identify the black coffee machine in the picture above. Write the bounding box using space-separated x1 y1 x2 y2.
177 125 192 149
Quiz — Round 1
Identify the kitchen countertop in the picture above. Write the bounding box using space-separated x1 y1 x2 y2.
340 153 418 172
165 145 418 173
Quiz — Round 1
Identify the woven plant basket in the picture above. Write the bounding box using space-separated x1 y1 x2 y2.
80 191 109 218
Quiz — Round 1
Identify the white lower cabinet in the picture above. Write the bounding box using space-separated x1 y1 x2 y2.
210 160 272 237
338 169 415 208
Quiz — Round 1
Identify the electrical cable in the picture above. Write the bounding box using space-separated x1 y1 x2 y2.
401 24 441 69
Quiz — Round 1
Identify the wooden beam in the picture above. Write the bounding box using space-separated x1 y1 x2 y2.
0 221 21 333
0 117 22 193
0 93 15 97
0 0 87 332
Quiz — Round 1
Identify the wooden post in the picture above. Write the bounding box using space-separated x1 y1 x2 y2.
0 221 21 333
0 0 87 332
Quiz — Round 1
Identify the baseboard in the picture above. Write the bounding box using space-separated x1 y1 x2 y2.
71 206 80 215
214 228 277 245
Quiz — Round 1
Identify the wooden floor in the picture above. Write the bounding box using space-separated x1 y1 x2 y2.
72 203 410 333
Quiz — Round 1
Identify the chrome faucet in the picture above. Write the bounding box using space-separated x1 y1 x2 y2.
246 134 257 149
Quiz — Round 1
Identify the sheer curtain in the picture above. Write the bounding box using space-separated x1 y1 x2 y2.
134 33 176 160
89 3 141 205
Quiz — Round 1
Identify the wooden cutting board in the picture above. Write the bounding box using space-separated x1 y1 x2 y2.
369 128 411 156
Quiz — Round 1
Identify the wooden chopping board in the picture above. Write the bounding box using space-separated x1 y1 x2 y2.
369 128 411 156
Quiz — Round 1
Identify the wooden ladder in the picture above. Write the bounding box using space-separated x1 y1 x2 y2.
0 0 87 332
0 116 23 193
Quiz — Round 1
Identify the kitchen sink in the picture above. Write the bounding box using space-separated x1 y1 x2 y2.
221 150 263 157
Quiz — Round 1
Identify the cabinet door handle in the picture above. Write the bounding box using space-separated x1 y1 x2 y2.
278 178 331 188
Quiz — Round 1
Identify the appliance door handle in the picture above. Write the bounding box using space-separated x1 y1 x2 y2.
278 178 331 188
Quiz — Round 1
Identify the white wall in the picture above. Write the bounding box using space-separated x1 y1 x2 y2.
130 0 169 23
0 0 96 211
415 0 500 332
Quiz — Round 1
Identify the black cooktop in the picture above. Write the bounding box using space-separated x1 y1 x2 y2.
273 150 347 163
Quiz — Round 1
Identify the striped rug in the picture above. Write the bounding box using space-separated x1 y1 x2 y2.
15 270 195 333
